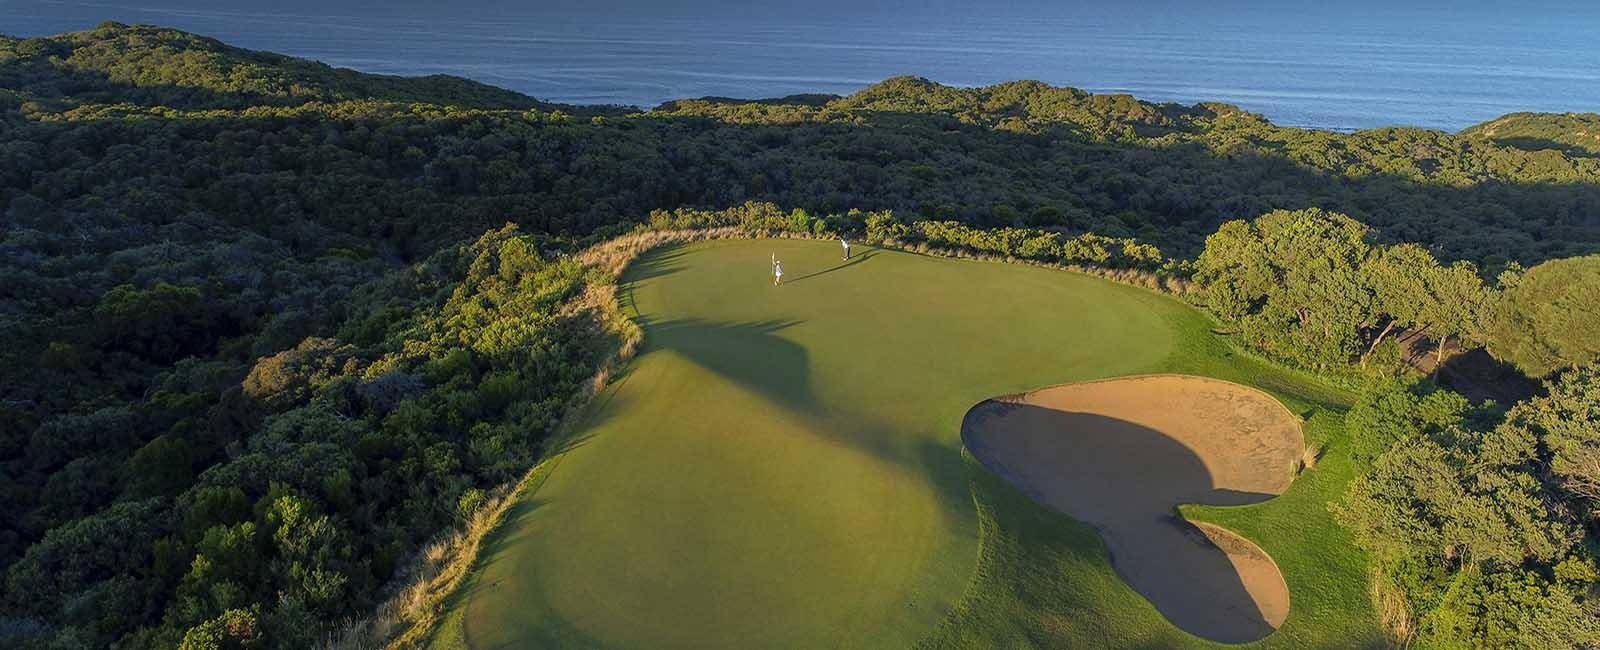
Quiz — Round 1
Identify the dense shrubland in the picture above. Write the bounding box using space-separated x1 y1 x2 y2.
1460 112 1600 158
1187 209 1600 645
1334 371 1600 647
0 22 542 112
1195 209 1600 647
5 21 1600 649
1195 208 1495 373
1194 208 1600 381
7 24 1600 263
4 225 616 647
1487 255 1600 378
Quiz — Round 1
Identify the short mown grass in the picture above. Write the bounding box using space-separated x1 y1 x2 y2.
428 239 1381 649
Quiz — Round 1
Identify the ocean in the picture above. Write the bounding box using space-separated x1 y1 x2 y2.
3 0 1598 132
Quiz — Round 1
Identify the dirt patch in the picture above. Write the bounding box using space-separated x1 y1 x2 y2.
961 374 1302 643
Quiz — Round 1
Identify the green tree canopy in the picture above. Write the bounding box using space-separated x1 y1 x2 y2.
1197 208 1377 367
1336 375 1600 648
1488 255 1600 377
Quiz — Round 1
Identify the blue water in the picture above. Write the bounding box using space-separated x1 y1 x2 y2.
4 0 1599 131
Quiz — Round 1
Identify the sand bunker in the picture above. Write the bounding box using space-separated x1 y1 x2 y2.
961 374 1302 643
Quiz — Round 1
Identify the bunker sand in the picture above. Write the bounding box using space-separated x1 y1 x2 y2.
961 374 1302 643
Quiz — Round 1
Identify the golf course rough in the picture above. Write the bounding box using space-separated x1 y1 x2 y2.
431 239 1381 649
960 375 1303 643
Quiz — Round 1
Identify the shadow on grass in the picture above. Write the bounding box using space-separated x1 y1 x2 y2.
624 243 693 283
543 354 645 454
913 438 983 534
784 250 879 283
463 498 548 587
635 313 981 526
639 316 817 409
641 316 971 482
445 496 610 649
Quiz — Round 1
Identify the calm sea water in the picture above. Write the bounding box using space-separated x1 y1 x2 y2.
4 0 1599 131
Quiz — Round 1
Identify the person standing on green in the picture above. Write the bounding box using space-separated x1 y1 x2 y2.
773 258 783 285
841 237 851 260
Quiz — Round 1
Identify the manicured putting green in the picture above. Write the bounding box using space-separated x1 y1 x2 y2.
434 239 1379 648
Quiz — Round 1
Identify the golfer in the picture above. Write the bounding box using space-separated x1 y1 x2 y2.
841 237 850 260
773 259 783 285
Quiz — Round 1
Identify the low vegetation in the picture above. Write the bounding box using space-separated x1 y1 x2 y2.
4 226 618 647
1334 372 1600 647
1460 112 1600 157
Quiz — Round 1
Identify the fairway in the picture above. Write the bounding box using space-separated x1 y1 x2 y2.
434 239 1380 649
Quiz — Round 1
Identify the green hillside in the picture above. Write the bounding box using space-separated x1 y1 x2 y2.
0 22 538 111
1461 112 1600 157
426 239 1375 649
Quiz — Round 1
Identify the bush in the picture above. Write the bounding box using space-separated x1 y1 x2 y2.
1488 255 1600 377
1335 375 1600 648
242 338 357 411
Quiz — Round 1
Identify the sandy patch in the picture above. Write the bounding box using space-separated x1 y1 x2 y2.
961 374 1302 643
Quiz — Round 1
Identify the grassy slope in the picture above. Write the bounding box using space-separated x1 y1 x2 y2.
1461 112 1600 156
432 239 1380 649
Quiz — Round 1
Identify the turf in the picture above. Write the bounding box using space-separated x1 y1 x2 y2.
430 239 1382 649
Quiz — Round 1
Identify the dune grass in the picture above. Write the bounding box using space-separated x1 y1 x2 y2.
428 239 1380 649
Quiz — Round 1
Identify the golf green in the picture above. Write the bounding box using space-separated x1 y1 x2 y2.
432 238 1379 648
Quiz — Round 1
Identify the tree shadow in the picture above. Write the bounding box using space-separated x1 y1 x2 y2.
466 497 548 578
432 496 533 628
961 399 1283 644
544 362 640 454
638 316 818 411
623 244 693 283
1492 136 1598 159
1437 347 1541 405
448 496 612 649
632 316 913 467
632 314 978 522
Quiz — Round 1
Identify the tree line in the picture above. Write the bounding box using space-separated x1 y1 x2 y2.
1190 208 1600 646
1333 370 1600 647
6 24 1600 266
5 225 614 647
1194 207 1599 379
